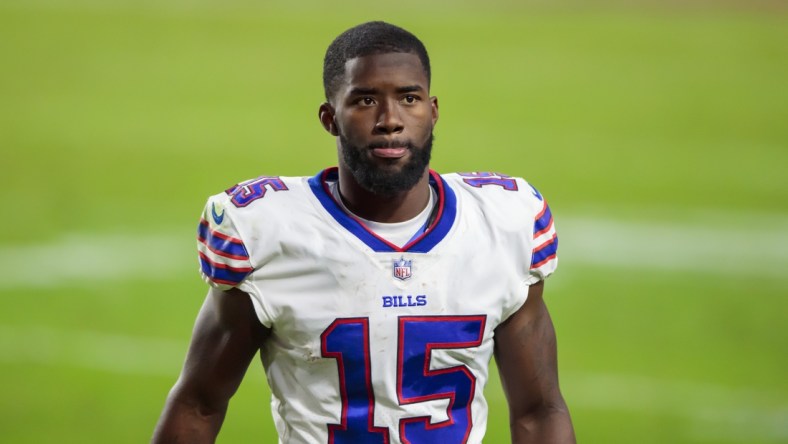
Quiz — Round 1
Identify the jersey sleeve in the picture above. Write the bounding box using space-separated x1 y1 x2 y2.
196 196 254 290
526 188 558 285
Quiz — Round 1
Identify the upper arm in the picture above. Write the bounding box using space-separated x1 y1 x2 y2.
152 288 269 443
494 280 564 418
172 287 270 413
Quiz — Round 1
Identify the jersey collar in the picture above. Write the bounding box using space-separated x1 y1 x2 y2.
308 167 457 253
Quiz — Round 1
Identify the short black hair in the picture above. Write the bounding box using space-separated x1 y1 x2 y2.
323 21 431 102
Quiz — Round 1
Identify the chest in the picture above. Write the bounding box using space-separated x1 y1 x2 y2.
253 227 521 348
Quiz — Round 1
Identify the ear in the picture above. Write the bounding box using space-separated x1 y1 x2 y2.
430 96 439 127
318 102 339 136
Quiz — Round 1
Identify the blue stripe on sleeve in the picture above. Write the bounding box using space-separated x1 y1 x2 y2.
198 221 249 259
531 236 558 267
199 256 251 285
533 204 553 236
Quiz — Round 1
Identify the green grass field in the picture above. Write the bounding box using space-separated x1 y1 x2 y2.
1 1 786 442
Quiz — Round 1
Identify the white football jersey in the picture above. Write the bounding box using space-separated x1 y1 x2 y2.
196 168 558 444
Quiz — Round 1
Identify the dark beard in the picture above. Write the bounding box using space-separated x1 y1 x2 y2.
339 132 433 197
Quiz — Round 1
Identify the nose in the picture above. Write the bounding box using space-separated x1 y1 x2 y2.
373 100 404 135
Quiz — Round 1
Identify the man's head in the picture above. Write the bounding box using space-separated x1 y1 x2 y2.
322 21 431 103
319 22 438 198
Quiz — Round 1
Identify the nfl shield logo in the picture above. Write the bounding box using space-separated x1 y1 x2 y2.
393 257 413 281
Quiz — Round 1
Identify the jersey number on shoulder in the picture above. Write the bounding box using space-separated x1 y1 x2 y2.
459 172 518 191
225 176 288 207
321 315 486 444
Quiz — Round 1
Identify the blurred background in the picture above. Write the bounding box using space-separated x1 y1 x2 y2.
1 0 786 442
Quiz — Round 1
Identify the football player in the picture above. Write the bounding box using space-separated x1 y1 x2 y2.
153 21 575 444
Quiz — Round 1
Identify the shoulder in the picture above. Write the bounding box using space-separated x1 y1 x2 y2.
199 173 315 251
441 171 559 283
196 174 314 289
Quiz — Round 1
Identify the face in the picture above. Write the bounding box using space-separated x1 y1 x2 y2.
320 52 439 196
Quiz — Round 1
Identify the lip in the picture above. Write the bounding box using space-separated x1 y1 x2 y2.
370 146 408 158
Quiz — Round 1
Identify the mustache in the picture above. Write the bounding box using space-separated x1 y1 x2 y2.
367 140 415 149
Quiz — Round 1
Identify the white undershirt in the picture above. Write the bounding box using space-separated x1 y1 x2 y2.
329 181 436 247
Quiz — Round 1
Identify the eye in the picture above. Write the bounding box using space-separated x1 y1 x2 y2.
359 97 376 106
401 95 418 104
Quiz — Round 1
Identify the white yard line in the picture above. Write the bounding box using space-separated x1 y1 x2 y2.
0 232 192 289
558 215 788 279
0 214 786 289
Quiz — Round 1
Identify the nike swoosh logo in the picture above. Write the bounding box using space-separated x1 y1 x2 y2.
211 203 225 225
529 185 543 201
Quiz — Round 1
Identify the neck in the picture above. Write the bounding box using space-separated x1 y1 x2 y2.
337 169 432 223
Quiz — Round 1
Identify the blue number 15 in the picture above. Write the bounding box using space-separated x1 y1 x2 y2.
321 315 486 444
